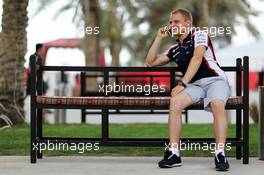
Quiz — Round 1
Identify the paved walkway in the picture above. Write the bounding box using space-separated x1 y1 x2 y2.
0 156 263 175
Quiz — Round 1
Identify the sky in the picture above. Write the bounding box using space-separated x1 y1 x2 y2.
0 0 264 67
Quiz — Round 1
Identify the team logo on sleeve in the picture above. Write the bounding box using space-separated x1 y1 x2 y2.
195 31 208 46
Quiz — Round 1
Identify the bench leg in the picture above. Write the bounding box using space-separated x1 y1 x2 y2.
81 109 86 123
102 108 109 141
242 55 249 164
236 109 242 159
37 109 43 159
30 107 37 163
243 106 249 164
185 110 188 123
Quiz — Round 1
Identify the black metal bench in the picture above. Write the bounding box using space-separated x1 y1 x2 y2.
30 56 249 164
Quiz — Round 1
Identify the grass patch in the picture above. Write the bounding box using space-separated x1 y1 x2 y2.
0 123 258 157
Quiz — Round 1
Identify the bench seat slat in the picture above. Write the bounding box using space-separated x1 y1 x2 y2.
36 96 243 107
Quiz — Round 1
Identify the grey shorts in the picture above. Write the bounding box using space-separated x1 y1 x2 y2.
184 76 231 112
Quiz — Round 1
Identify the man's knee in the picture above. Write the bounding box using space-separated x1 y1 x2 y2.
210 100 225 112
170 95 185 111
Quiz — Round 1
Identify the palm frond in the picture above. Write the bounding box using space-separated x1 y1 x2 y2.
0 114 13 129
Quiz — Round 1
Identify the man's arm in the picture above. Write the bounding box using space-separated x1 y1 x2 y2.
181 46 206 84
145 54 170 67
181 31 209 85
171 45 206 97
145 27 170 67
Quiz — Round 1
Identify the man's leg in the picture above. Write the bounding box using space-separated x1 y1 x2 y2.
210 100 230 171
210 100 228 150
158 90 193 168
169 91 192 149
158 83 205 168
204 77 230 171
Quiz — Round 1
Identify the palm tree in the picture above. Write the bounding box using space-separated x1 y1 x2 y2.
35 0 100 67
34 0 260 66
35 0 101 91
34 0 138 66
99 0 137 66
124 0 260 65
182 0 260 47
0 0 29 125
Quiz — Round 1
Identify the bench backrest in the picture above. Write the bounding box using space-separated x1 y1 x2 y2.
30 57 249 103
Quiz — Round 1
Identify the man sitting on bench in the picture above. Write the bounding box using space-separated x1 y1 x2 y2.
145 8 231 171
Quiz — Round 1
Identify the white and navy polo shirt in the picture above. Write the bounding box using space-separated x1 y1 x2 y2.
164 31 227 83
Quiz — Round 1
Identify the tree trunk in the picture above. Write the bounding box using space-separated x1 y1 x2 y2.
193 0 209 27
109 0 121 66
80 0 100 92
110 42 121 67
81 0 100 66
0 0 28 125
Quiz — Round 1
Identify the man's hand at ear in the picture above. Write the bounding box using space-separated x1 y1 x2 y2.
144 27 171 67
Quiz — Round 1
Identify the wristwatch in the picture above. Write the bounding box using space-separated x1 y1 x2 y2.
177 80 187 88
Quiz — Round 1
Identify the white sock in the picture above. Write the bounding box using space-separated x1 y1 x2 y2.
215 149 225 156
169 148 180 157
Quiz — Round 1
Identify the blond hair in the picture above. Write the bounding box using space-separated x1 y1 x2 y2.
171 8 193 24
